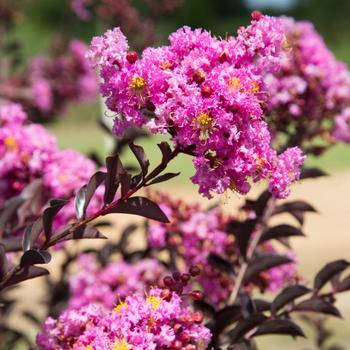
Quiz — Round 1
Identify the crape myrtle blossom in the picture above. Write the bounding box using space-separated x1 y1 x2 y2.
333 107 350 143
0 102 103 233
36 288 211 350
88 14 305 199
264 17 350 149
69 255 166 309
0 40 98 121
147 192 297 306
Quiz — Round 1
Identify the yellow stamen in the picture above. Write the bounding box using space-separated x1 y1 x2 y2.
227 77 241 90
193 113 214 129
255 157 265 171
146 295 162 310
114 301 128 314
113 340 130 350
4 136 17 151
251 81 260 94
59 174 67 183
86 346 94 350
160 61 171 70
129 76 146 92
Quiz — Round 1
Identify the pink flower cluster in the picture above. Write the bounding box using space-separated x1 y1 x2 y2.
333 107 350 143
147 192 297 306
69 255 165 309
264 17 350 148
88 15 305 199
0 102 102 233
37 288 211 350
1 40 97 121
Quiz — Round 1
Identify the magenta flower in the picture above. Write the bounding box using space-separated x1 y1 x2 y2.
89 14 305 199
37 288 211 350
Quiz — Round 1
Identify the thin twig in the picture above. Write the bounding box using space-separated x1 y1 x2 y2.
227 196 277 305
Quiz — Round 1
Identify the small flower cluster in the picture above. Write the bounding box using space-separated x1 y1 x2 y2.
88 14 305 199
147 192 297 306
36 288 211 350
1 40 97 121
0 102 102 233
69 255 165 309
264 17 350 149
70 0 183 49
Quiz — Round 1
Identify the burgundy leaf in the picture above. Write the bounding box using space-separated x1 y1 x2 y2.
22 218 43 251
228 314 267 343
3 266 49 289
244 254 293 283
0 244 8 280
314 260 350 291
208 254 234 274
20 250 51 267
214 305 242 335
104 154 124 204
271 285 310 314
130 143 150 177
293 298 342 318
43 199 68 242
300 167 328 180
106 197 169 223
158 142 172 164
55 225 107 243
336 275 350 293
227 219 257 258
252 319 305 338
259 224 305 244
146 172 180 186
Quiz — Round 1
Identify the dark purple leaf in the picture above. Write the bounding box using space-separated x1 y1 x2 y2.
84 171 106 212
20 250 51 267
227 219 257 258
273 201 317 215
214 305 242 335
300 167 328 180
120 172 131 197
43 199 68 242
293 298 341 318
259 225 304 244
1 237 23 252
252 319 305 338
0 196 25 232
106 197 169 223
118 224 138 254
0 244 8 280
130 143 149 177
228 314 267 343
244 254 293 283
55 225 106 243
253 191 272 218
3 266 49 289
193 300 216 318
253 299 271 312
271 285 310 314
104 154 123 204
240 293 257 317
158 142 172 164
146 172 180 186
75 185 87 220
22 218 43 251
336 275 350 293
314 260 350 291
208 254 234 274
